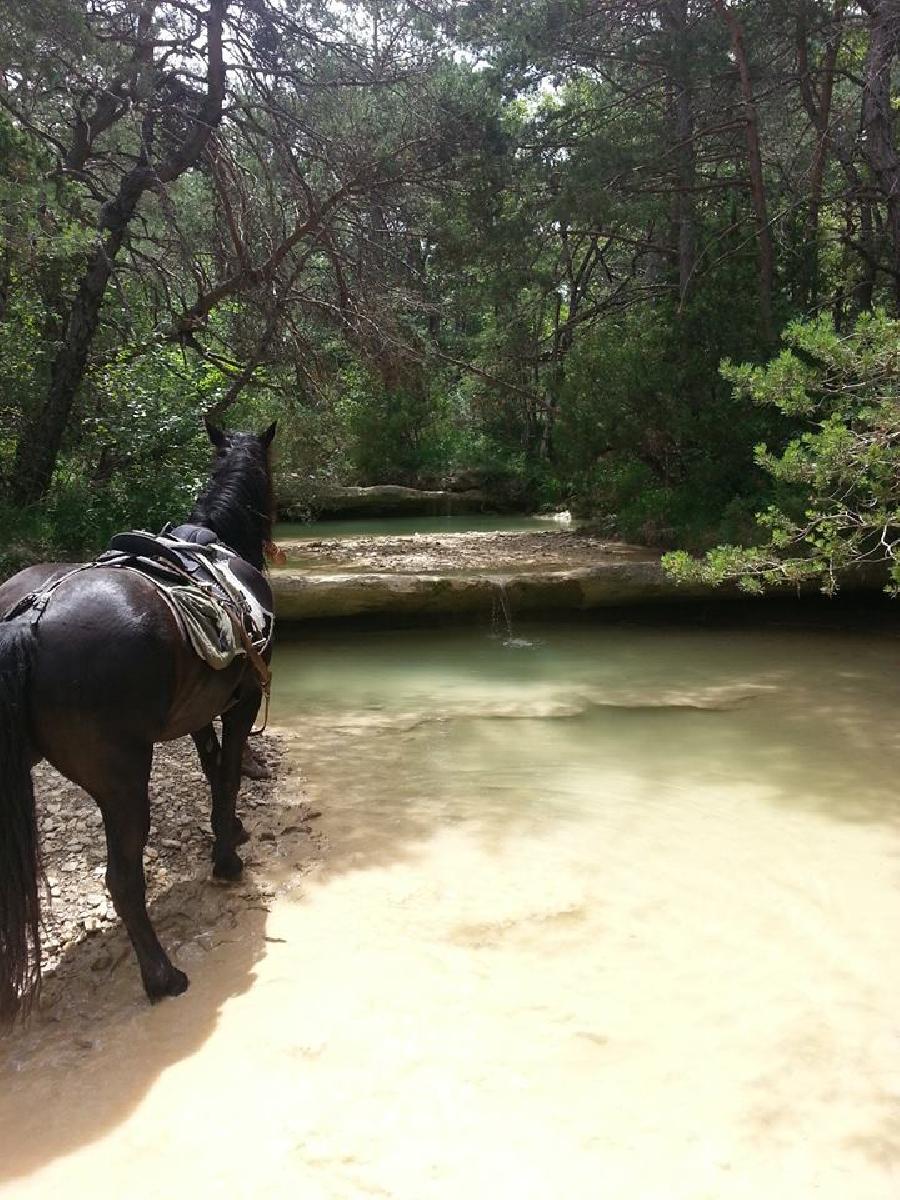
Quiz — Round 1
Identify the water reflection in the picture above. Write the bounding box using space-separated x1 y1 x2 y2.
274 514 564 540
274 622 900 830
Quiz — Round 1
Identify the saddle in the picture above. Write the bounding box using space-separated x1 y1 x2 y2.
104 525 274 655
1 526 274 694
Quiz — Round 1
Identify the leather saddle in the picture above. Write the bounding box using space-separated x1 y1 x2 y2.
104 526 274 651
107 531 191 574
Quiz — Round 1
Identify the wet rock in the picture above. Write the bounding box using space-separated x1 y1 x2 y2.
277 479 489 521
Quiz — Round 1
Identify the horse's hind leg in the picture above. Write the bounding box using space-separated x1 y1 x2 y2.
91 747 187 1000
192 723 250 845
210 690 261 881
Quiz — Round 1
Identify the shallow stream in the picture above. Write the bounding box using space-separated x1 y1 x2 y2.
2 619 900 1197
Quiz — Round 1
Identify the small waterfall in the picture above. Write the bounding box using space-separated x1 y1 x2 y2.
490 580 514 642
489 581 535 648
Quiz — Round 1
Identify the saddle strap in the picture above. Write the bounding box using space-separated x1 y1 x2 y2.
230 611 272 697
0 562 97 625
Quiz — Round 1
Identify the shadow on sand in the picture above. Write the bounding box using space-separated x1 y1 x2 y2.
0 871 271 1182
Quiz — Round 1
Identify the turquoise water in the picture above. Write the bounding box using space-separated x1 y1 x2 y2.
4 618 900 1199
260 619 900 1200
271 619 900 828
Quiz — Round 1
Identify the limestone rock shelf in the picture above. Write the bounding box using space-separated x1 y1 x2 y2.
277 480 489 520
270 560 713 621
268 531 708 620
266 528 887 621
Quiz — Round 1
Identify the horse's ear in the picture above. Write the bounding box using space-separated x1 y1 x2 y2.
205 418 227 449
259 421 277 447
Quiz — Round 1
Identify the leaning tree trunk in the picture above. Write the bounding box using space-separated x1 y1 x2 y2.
9 176 148 505
5 1 226 506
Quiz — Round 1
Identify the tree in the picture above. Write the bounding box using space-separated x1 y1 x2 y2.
3 1 227 504
664 312 900 591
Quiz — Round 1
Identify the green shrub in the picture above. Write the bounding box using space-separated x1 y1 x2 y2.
665 312 900 592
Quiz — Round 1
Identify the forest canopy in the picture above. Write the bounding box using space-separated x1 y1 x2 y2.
1 0 898 583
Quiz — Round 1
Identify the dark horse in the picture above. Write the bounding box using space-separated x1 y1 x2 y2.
0 420 276 1022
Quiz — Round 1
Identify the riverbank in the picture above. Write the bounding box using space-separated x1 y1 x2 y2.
270 527 893 622
270 529 694 620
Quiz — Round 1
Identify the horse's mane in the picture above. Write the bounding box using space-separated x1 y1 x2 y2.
188 433 273 570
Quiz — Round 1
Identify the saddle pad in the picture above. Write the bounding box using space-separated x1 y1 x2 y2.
164 582 243 670
162 538 273 652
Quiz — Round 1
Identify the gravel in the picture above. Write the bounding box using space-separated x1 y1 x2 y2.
277 530 658 574
27 731 322 1016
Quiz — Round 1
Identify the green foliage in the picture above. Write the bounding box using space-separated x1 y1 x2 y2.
2 0 898 564
0 112 93 472
665 313 900 592
553 291 779 546
335 369 458 485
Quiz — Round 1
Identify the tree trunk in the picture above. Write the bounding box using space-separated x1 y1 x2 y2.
859 0 900 307
5 0 226 506
796 0 846 306
712 0 775 342
662 0 698 305
9 175 149 504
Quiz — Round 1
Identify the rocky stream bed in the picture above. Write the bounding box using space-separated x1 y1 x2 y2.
279 528 656 573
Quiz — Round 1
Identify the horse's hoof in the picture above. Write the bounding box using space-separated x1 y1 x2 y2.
144 965 189 1002
212 850 243 881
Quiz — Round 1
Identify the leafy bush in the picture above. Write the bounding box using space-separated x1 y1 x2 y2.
553 299 777 546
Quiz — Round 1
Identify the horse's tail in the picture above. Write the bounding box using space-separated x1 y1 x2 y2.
0 622 41 1025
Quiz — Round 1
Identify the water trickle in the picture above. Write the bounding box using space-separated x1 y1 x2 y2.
489 579 513 641
489 579 536 648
